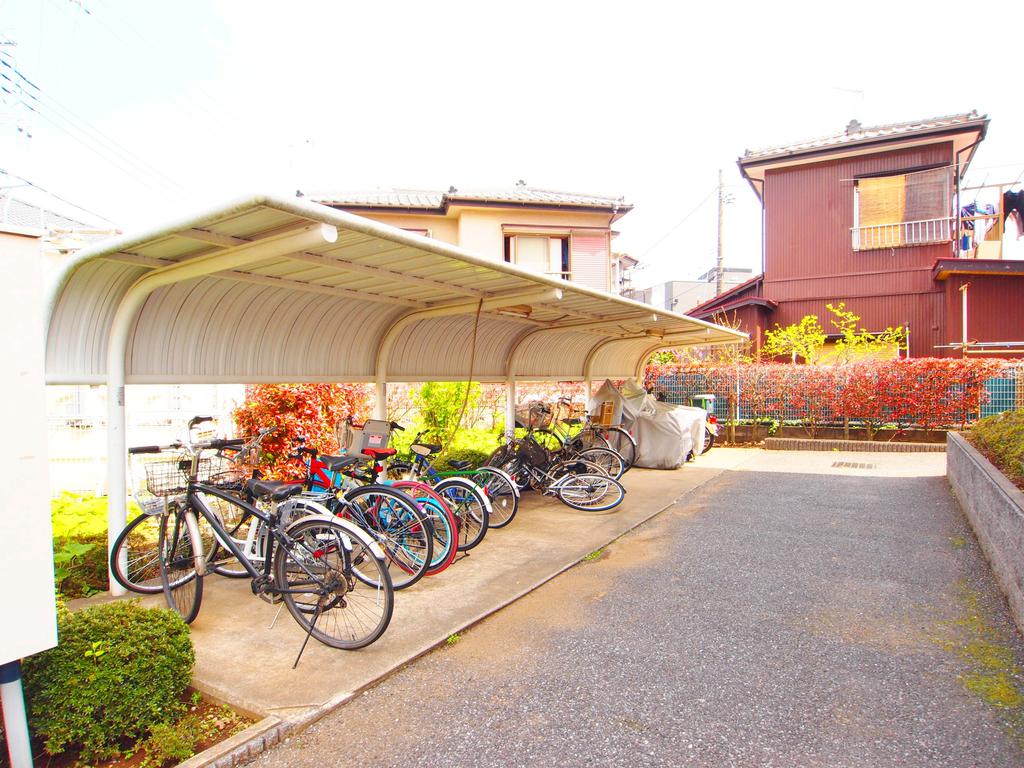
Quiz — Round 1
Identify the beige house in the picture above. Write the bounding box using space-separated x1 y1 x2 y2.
310 182 634 294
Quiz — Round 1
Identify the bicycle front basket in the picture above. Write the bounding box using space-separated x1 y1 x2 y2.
143 453 192 497
517 436 551 468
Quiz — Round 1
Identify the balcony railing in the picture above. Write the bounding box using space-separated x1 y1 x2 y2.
851 217 952 251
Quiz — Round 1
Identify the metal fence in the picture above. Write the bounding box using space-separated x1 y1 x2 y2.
649 363 1024 426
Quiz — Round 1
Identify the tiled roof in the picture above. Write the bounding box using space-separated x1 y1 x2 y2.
1 194 92 230
311 189 445 208
311 185 630 211
741 111 987 164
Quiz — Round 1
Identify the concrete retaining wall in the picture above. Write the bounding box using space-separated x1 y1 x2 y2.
947 432 1024 634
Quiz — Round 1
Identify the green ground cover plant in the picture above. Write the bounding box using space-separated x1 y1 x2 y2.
967 410 1024 491
22 600 195 762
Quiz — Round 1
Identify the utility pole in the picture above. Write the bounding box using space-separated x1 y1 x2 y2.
716 168 725 296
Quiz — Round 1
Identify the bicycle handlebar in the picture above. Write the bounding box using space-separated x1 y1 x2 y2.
128 444 172 454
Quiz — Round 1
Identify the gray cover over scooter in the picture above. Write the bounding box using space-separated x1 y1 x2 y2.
589 379 705 469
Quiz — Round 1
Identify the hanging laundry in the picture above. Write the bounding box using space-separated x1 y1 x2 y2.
1003 190 1024 239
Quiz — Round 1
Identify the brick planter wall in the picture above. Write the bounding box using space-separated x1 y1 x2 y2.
947 432 1024 634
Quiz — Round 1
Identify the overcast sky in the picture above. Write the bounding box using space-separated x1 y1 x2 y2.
2 0 1021 287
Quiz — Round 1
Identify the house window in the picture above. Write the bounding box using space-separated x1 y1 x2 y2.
852 167 952 250
503 235 569 279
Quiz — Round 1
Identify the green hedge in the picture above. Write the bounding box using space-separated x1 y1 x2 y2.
23 600 194 762
968 410 1024 490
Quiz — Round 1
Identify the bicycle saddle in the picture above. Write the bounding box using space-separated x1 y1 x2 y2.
319 454 362 472
362 447 397 459
246 479 304 501
448 459 471 470
412 442 442 455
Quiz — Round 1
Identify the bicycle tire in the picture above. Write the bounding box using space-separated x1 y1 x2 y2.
474 467 519 528
498 456 531 492
703 427 716 452
576 447 626 480
341 485 432 590
110 509 166 594
485 443 515 467
603 426 637 470
434 478 489 551
159 508 204 624
388 480 458 576
555 474 625 512
274 517 394 650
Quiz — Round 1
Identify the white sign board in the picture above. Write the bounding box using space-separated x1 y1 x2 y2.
0 229 57 663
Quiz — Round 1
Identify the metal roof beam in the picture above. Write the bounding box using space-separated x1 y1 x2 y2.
282 250 484 298
373 287 564 417
101 253 428 308
175 229 251 247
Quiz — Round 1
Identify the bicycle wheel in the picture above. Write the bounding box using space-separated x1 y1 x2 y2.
158 508 204 624
274 517 394 650
485 442 515 467
555 474 625 512
576 447 626 480
341 485 432 590
110 509 165 594
387 480 457 576
473 467 519 528
604 427 637 470
703 427 716 452
434 478 489 551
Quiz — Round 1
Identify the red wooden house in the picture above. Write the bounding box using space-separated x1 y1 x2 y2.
691 112 1024 358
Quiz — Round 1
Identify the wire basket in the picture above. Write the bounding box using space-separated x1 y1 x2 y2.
517 403 553 430
143 453 193 497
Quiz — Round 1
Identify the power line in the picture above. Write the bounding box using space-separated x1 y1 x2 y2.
0 166 115 223
0 47 191 200
638 186 718 259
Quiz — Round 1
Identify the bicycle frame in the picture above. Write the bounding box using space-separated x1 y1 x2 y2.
186 483 356 597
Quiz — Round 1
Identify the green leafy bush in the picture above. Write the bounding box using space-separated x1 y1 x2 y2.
968 410 1024 490
413 382 481 439
50 492 145 597
52 533 107 597
23 600 194 761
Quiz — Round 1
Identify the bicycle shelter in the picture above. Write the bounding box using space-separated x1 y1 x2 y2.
44 193 747 593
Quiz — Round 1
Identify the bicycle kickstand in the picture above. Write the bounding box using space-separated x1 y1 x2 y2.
292 602 324 669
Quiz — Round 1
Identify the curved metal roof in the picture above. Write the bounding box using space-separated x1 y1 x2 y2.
45 194 746 385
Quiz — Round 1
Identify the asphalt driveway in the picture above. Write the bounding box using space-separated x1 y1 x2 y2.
253 449 1024 768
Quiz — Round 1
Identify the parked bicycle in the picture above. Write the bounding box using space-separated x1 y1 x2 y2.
131 437 394 654
488 430 626 512
289 436 449 587
112 417 273 595
489 403 627 485
531 398 637 471
337 419 491 552
387 431 521 528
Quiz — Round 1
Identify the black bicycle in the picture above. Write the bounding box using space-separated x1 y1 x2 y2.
131 438 394 653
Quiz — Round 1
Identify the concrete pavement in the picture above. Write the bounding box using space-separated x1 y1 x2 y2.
174 450 758 721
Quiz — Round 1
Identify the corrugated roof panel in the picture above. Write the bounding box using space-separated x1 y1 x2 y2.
46 195 744 384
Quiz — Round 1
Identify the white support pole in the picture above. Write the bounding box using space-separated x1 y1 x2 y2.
374 379 388 420
505 379 517 438
1 661 33 768
105 223 337 594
